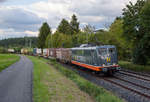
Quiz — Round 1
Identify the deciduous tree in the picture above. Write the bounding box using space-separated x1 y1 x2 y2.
122 0 150 64
38 22 51 53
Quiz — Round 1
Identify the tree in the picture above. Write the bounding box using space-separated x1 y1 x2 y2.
122 0 149 65
0 37 37 48
61 34 73 48
109 18 131 60
51 32 62 48
45 34 52 48
38 22 51 53
70 14 80 34
139 0 150 62
83 24 95 34
57 19 71 35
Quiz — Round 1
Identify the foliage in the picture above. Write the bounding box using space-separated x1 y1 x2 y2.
140 0 150 60
72 32 88 46
94 30 110 44
70 14 80 34
108 18 131 60
122 0 150 65
50 32 62 48
0 47 8 53
45 32 73 48
57 19 72 35
0 37 37 48
38 22 51 50
83 24 95 34
119 61 150 72
45 34 52 48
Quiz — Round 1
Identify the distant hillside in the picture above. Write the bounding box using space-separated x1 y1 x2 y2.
0 37 38 48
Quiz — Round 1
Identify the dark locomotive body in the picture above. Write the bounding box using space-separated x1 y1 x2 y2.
71 45 120 74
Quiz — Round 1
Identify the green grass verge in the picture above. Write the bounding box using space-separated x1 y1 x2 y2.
28 56 49 102
119 61 150 72
47 59 123 102
0 54 20 72
28 56 95 102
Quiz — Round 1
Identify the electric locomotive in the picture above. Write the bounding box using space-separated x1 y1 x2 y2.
71 45 121 74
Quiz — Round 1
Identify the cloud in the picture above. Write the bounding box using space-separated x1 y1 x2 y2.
0 6 45 31
0 0 138 39
0 28 38 39
27 0 137 29
27 1 73 28
0 0 6 3
69 0 138 18
24 30 38 36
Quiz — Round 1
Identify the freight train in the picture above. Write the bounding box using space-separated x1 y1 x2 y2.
33 45 121 74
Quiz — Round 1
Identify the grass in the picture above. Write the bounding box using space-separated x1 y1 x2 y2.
28 56 95 102
47 59 123 102
0 54 20 72
119 61 150 72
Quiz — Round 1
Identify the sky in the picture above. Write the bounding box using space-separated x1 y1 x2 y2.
0 0 137 39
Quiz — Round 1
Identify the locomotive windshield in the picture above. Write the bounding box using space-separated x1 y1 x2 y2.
98 48 108 59
98 48 107 55
98 48 116 58
108 48 115 54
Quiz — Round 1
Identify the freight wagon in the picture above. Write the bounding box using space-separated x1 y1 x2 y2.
33 48 42 56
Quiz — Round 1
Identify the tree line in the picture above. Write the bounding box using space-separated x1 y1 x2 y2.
38 0 150 65
0 37 38 53
0 37 37 48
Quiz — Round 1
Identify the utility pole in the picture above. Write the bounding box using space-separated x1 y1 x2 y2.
30 39 32 48
51 34 52 48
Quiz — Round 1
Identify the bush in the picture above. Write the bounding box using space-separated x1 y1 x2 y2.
119 61 150 72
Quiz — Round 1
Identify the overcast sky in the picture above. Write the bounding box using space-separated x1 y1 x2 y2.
0 0 137 39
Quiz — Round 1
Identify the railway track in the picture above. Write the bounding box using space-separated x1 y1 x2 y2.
113 76 150 90
118 71 150 82
103 78 150 99
49 61 150 102
121 69 150 78
101 74 150 100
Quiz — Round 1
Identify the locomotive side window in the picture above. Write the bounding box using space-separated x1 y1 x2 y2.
77 50 83 56
84 50 91 56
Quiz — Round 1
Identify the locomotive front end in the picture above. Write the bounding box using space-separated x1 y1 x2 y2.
97 46 121 74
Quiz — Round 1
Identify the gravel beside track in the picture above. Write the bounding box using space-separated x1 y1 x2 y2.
59 63 150 102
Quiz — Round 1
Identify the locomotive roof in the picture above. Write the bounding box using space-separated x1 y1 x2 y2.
71 45 115 50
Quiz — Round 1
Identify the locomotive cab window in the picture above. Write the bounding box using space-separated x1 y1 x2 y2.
98 48 107 55
109 48 115 54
